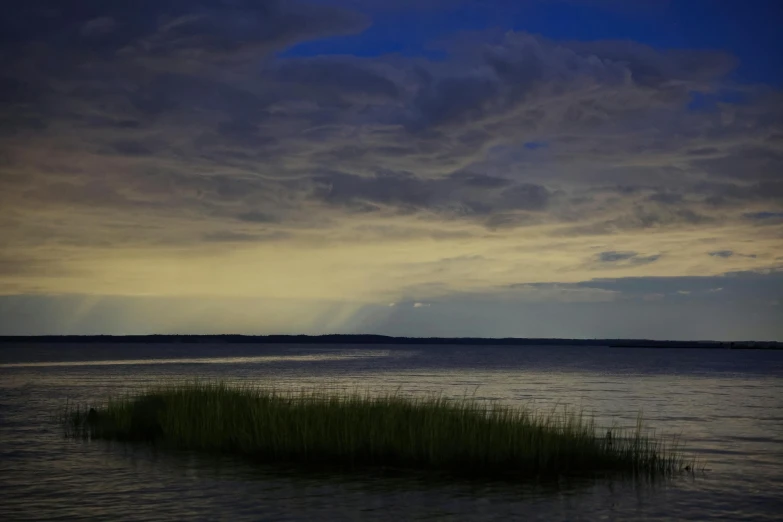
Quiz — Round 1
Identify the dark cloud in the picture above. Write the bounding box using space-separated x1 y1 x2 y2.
272 58 400 99
572 269 783 301
315 170 436 210
0 77 41 105
599 251 637 262
503 269 782 308
561 205 716 236
648 192 683 205
406 31 637 132
236 212 279 224
629 208 713 228
106 140 157 156
412 74 500 129
686 147 719 156
482 41 548 104
22 181 136 209
497 183 551 211
312 170 550 219
448 171 512 189
708 250 757 259
693 147 783 182
566 40 737 86
1 8 779 264
743 211 783 222
130 72 273 119
2 1 367 61
202 230 289 243
211 120 279 150
484 213 541 230
597 251 661 265
0 1 368 137
699 181 783 207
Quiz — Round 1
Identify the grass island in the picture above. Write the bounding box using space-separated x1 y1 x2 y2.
64 382 694 481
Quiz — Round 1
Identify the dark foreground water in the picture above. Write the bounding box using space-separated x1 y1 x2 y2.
1 343 782 521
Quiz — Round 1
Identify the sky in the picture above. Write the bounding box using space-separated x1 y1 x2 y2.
0 0 781 340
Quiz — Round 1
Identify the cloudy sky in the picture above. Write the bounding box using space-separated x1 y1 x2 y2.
0 0 781 339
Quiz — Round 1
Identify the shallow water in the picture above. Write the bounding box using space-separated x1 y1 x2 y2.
1 343 782 521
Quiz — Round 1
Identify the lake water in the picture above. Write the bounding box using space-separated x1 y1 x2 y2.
1 343 782 521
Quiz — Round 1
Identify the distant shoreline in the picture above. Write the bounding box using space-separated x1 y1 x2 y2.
0 334 780 349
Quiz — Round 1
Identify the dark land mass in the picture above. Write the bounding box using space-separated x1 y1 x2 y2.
0 335 780 349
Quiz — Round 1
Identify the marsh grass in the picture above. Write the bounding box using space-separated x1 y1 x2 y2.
63 381 694 480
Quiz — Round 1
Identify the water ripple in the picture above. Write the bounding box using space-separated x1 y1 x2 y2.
1 343 782 521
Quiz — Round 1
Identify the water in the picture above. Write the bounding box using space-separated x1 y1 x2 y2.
1 343 782 521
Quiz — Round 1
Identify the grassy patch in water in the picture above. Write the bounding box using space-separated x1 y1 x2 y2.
64 381 693 480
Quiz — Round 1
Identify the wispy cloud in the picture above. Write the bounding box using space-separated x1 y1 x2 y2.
594 251 661 267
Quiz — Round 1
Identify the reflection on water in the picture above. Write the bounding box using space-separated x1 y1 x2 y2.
1 343 782 521
0 350 393 369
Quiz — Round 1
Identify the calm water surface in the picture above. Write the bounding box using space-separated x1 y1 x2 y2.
1 343 782 521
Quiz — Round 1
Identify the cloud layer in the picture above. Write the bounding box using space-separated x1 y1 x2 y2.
1 0 781 337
